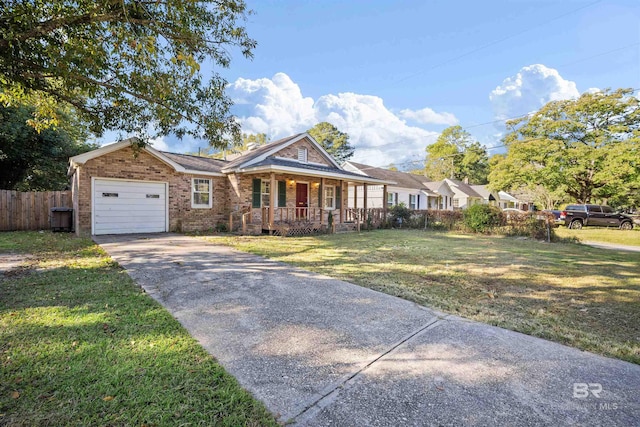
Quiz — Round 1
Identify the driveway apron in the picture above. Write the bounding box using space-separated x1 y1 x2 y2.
94 233 640 426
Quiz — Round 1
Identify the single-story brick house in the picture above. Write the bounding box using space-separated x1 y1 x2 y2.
68 133 391 235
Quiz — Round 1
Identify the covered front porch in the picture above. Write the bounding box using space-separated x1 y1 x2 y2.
228 170 392 235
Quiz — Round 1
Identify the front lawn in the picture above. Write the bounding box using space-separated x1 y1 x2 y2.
555 226 640 247
207 230 640 364
0 232 277 426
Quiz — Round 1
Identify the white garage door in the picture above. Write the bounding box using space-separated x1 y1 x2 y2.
93 179 167 235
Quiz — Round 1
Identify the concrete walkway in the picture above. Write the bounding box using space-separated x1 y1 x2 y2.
583 240 640 253
94 233 640 426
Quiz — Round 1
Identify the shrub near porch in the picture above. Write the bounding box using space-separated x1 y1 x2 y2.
209 230 640 364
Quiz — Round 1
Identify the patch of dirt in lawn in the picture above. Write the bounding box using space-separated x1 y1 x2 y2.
0 253 33 279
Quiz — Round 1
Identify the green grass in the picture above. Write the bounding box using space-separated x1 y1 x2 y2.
0 232 277 427
555 226 640 247
206 230 640 364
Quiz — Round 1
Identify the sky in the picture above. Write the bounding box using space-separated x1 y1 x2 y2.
105 0 640 169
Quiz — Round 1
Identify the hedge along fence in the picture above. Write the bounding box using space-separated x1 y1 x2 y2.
387 205 555 240
0 190 72 231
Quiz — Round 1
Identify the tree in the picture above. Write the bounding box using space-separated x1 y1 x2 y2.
488 89 640 207
0 103 96 190
307 122 354 163
0 1 256 146
424 126 489 183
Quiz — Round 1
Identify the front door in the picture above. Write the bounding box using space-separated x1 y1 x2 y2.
296 183 308 219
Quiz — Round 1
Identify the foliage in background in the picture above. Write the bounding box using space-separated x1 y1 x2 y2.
307 122 354 164
489 88 640 209
0 0 255 147
463 204 503 233
0 103 96 190
424 125 489 183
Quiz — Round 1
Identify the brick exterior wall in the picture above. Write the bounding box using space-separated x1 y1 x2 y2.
73 147 229 235
229 173 343 225
72 139 348 235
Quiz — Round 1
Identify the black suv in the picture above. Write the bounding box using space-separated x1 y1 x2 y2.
560 204 634 230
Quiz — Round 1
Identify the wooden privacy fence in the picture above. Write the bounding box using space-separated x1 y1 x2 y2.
0 190 72 231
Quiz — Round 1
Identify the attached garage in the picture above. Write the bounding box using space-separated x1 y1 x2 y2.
92 178 168 235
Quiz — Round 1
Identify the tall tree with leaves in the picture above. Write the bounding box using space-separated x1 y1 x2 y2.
488 88 640 207
0 103 96 190
0 1 256 146
307 122 354 163
424 125 489 183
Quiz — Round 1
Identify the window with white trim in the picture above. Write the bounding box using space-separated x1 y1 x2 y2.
192 178 212 208
324 185 335 209
453 198 460 209
297 147 308 163
387 192 396 207
261 180 271 207
409 194 417 210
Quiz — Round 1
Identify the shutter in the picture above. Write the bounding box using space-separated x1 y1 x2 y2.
335 185 341 209
318 184 322 207
417 194 420 209
252 178 261 208
278 180 286 207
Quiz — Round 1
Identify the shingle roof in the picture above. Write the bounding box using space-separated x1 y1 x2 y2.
222 133 305 170
249 158 391 181
446 178 483 198
346 162 429 190
159 151 227 173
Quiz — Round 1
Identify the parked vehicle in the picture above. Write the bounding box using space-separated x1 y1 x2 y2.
560 204 634 230
543 209 562 224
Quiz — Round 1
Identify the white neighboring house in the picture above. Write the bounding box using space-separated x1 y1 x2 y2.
444 178 484 209
343 162 455 210
444 178 523 210
497 191 525 209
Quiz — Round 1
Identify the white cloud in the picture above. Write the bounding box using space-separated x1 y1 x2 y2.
228 72 443 167
149 136 170 151
489 64 579 120
399 107 458 126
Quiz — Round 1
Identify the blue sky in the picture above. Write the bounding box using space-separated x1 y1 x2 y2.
118 0 640 168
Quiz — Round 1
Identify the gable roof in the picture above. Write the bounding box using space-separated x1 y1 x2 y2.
423 180 455 197
470 185 498 201
344 162 428 190
68 138 226 177
222 133 341 171
445 178 483 198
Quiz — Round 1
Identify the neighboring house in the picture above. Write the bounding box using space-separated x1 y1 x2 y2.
343 162 456 211
443 178 484 209
470 185 501 207
68 133 389 235
497 191 525 209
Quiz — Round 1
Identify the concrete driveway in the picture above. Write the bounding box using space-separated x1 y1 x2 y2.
94 233 640 426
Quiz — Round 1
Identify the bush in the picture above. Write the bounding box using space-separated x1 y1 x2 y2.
389 203 412 227
502 210 556 240
463 204 503 233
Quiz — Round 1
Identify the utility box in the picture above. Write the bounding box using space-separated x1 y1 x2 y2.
50 207 73 232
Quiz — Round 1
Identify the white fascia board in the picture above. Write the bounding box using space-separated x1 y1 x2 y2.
237 164 395 185
70 138 136 166
67 139 224 177
228 133 342 171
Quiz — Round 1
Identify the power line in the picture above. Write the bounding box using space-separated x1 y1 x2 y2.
393 0 603 85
